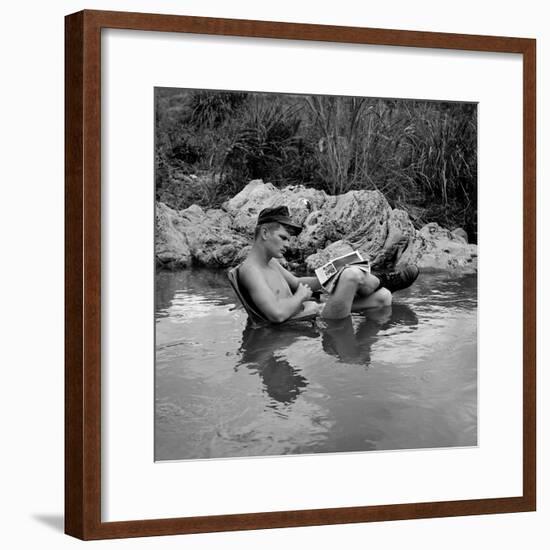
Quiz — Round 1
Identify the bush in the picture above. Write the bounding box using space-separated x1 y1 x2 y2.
155 89 478 240
221 99 303 188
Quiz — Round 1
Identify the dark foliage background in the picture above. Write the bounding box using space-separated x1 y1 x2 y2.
155 88 477 241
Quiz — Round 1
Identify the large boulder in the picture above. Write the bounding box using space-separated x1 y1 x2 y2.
396 222 478 273
223 179 327 236
155 202 250 268
452 227 469 243
155 202 192 269
305 241 356 270
367 209 417 269
155 179 478 274
299 190 390 258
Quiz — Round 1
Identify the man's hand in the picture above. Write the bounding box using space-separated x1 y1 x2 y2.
295 283 313 302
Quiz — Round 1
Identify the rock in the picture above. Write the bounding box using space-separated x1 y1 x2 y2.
155 179 478 274
396 222 477 273
155 202 249 269
452 227 469 243
155 202 192 269
304 193 415 270
183 205 249 268
223 179 327 236
300 190 390 257
369 209 417 269
305 241 355 270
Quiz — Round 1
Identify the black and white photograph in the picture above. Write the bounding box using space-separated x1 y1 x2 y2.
154 88 478 461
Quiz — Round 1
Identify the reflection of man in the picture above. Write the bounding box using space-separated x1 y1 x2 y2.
238 304 419 405
321 304 419 366
238 322 317 404
238 206 419 322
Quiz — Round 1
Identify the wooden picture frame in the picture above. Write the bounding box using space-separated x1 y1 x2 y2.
65 9 536 540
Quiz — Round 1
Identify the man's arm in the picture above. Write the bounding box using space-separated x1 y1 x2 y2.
240 264 312 323
296 276 322 292
272 260 322 292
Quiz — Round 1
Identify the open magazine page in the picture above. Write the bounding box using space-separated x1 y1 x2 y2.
314 251 371 294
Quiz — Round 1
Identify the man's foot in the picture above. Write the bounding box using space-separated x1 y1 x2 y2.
375 265 419 293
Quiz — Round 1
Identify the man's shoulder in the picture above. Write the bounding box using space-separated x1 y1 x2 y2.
240 259 282 289
239 260 262 284
241 257 279 273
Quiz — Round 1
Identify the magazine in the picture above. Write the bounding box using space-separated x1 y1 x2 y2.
314 250 371 294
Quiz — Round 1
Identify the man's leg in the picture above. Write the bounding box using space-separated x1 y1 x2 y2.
321 267 391 319
351 287 392 311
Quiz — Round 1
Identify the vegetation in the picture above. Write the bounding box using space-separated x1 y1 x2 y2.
155 88 477 241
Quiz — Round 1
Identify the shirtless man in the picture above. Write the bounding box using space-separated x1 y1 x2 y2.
238 205 419 322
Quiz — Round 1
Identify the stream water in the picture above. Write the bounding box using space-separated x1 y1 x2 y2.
155 269 477 461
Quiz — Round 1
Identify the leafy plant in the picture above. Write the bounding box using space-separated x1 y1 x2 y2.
154 88 478 240
186 90 249 129
221 98 303 188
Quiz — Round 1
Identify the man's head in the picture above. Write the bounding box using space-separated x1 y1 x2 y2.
253 206 302 259
254 206 302 239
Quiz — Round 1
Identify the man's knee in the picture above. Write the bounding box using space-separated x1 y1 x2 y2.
340 267 381 296
376 287 392 306
339 266 368 286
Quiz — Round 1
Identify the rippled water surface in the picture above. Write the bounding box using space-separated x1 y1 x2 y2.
155 269 477 460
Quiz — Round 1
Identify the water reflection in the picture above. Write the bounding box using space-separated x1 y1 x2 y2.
237 322 317 405
155 269 477 460
156 269 237 317
236 304 419 409
321 304 418 366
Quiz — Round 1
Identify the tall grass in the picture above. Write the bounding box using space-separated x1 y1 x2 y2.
155 89 477 240
220 97 304 195
305 95 369 195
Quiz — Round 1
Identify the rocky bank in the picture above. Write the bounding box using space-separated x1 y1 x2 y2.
156 179 477 274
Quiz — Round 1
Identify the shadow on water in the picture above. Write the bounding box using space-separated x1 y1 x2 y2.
237 304 419 407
